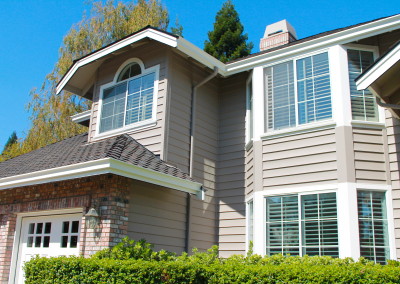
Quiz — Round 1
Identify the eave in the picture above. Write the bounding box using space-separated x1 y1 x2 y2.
0 158 204 199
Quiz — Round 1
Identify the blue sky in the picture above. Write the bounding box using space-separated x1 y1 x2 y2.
0 0 398 149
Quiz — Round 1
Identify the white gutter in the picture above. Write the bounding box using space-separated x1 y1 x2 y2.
71 110 91 124
0 158 203 198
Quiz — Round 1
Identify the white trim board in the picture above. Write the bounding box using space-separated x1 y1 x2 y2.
0 158 203 199
356 42 400 90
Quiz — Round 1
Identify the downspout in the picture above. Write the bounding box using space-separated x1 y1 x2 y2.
376 98 400 110
184 66 219 253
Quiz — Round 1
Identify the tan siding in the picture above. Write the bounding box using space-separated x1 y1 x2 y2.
352 127 387 184
217 73 247 255
127 181 187 254
165 52 219 251
262 128 337 189
88 42 168 155
386 110 400 259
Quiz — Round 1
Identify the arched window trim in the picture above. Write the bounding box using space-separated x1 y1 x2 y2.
113 58 145 83
95 58 159 140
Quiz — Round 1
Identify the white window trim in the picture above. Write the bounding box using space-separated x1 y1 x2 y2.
246 199 254 252
260 48 333 138
342 44 385 124
94 58 160 140
245 71 253 144
9 208 84 284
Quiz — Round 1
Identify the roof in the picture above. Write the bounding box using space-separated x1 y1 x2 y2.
0 132 192 180
0 133 200 194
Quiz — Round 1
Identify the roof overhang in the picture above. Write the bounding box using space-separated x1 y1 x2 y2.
71 109 91 127
226 14 400 75
356 41 400 117
56 28 226 97
0 158 204 199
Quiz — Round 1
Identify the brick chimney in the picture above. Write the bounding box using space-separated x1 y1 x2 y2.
260 20 297 51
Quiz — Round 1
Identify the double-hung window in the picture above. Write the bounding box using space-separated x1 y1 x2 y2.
99 61 157 134
266 192 338 257
264 52 332 132
357 191 389 264
347 49 378 121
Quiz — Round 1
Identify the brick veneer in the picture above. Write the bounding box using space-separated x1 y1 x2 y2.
0 174 131 283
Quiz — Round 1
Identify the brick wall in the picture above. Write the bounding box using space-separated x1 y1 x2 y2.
0 174 131 283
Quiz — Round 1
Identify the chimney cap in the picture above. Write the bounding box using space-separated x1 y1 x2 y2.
263 19 297 39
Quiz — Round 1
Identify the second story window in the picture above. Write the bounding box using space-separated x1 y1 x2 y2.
264 52 332 132
347 49 378 122
99 60 157 134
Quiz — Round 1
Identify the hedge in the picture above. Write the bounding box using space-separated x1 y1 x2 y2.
24 238 400 284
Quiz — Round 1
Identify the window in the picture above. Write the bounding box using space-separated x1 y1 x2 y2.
266 192 338 257
357 191 389 264
264 52 332 131
99 60 157 134
347 49 378 121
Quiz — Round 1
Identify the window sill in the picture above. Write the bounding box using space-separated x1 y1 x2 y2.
245 140 254 151
93 120 157 141
351 120 385 129
261 120 336 140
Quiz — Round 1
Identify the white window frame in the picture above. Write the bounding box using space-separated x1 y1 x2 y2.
94 58 159 140
343 44 385 125
261 49 334 138
246 199 254 252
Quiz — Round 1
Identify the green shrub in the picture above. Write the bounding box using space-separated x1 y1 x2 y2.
24 238 400 284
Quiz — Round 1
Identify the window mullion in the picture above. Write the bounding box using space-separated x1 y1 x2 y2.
293 59 299 127
123 82 129 127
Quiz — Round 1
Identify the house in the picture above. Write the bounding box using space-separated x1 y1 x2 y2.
1 13 400 283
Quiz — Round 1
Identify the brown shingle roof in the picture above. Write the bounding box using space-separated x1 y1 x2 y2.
0 133 193 181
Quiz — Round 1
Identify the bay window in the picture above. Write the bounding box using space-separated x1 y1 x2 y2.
266 192 338 257
99 61 157 134
264 52 332 132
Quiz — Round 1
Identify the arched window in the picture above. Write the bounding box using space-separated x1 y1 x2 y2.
117 62 142 82
98 59 158 135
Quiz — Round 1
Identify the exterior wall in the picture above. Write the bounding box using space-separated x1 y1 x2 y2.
262 127 337 189
386 112 400 259
217 73 247 257
165 52 219 252
127 180 187 254
88 42 169 156
0 174 130 283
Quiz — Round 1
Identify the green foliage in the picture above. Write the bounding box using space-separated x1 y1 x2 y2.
204 0 253 63
24 238 400 284
4 0 170 161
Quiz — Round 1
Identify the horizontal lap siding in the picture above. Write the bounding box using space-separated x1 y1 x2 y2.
263 128 337 189
353 127 387 184
217 74 247 257
166 52 218 251
127 180 187 253
386 112 400 259
89 43 168 155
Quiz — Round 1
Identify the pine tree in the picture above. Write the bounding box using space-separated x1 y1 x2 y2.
2 131 17 154
204 0 253 63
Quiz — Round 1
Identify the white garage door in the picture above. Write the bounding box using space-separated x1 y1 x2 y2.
14 213 82 284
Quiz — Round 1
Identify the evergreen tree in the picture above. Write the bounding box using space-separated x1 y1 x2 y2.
204 0 253 63
2 0 170 161
2 131 17 154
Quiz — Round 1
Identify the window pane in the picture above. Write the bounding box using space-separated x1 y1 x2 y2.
99 83 127 133
71 221 79 234
70 236 78 248
35 237 42 248
297 53 332 125
62 222 70 234
44 223 51 234
36 223 43 234
28 223 35 234
61 236 68 248
27 237 34 247
265 61 296 131
43 236 50 248
357 191 389 264
347 49 377 121
117 63 142 82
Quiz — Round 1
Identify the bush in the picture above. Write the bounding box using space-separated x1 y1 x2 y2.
24 238 400 284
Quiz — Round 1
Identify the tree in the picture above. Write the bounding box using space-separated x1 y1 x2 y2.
3 0 170 161
204 0 253 63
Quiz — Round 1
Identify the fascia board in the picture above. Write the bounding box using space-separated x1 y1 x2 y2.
0 158 202 197
71 110 91 123
225 15 400 75
356 43 400 90
56 29 178 94
176 37 226 75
